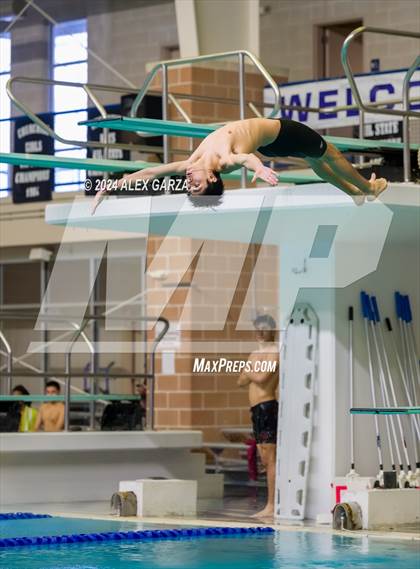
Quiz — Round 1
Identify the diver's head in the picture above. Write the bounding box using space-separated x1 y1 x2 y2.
186 168 224 196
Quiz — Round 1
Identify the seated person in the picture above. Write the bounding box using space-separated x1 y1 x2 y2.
12 384 38 432
35 380 65 432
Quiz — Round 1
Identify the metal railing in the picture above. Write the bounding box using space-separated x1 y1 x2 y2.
129 50 282 187
0 312 169 431
5 43 420 182
341 26 420 182
5 77 162 154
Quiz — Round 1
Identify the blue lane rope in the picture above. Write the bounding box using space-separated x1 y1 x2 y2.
0 513 53 521
0 526 274 548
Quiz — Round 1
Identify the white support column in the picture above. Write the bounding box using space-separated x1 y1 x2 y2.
175 0 200 58
191 0 260 56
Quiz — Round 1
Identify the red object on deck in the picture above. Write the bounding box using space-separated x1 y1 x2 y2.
246 438 258 481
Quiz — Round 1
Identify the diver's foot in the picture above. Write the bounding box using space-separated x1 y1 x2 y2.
252 505 275 519
352 193 365 206
367 173 388 201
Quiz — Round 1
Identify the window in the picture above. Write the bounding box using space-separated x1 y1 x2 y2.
0 34 11 198
53 19 87 192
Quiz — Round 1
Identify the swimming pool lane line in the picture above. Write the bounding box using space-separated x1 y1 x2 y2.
0 513 52 521
0 525 274 548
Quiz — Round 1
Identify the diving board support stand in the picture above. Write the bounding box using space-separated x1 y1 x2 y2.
338 487 420 529
119 479 197 517
275 303 318 520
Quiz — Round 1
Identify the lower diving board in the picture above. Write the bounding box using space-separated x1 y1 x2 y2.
0 152 321 184
0 152 149 172
80 116 420 154
351 407 420 415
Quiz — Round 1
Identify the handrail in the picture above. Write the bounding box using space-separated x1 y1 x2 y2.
128 50 280 187
0 311 169 431
64 319 93 430
130 49 281 119
0 330 13 393
5 76 167 154
402 56 420 181
70 320 97 428
146 317 170 430
0 313 105 428
341 26 420 119
6 73 420 161
341 26 420 181
7 75 419 125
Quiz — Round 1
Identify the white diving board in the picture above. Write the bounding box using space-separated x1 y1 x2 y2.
80 116 420 154
45 183 420 247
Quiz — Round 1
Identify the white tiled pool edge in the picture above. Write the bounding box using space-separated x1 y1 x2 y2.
48 511 420 542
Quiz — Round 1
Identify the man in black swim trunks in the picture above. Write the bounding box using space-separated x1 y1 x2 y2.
237 314 279 519
92 117 387 213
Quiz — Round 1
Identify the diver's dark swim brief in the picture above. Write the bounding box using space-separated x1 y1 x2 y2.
257 118 327 159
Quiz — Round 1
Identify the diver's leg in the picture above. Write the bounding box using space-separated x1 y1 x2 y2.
322 143 387 199
306 157 366 205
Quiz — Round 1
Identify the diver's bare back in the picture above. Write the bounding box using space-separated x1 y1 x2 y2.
190 118 279 162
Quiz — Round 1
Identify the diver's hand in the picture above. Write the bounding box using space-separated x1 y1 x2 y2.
91 176 127 215
91 187 108 215
252 166 278 186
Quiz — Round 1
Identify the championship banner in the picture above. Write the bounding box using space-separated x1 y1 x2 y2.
264 68 420 130
85 104 129 195
12 114 54 203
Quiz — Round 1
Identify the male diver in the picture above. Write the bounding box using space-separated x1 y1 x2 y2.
92 117 388 213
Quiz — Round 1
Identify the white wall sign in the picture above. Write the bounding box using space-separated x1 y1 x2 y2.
264 68 420 130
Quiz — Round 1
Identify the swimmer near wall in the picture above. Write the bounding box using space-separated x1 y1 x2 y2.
0 2 419 568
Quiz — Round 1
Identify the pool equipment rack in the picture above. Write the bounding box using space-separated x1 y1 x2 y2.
275 303 318 520
358 291 420 488
384 312 420 470
371 295 415 485
347 306 359 478
360 292 385 487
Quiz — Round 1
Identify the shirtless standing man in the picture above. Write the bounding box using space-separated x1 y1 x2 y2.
238 314 279 519
35 380 65 432
92 117 388 213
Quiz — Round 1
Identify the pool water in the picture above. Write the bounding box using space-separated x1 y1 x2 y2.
0 518 419 569
0 517 153 539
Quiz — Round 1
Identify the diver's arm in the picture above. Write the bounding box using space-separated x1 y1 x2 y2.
91 160 188 214
117 161 188 185
230 153 278 185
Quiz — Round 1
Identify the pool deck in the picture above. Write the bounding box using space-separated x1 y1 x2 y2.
2 497 418 542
